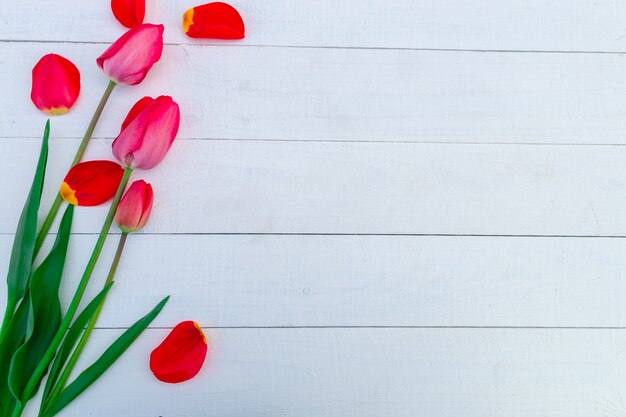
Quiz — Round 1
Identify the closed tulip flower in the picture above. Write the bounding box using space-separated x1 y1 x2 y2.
31 54 81 115
115 180 153 232
111 0 145 28
183 2 245 39
96 23 164 85
60 160 124 206
150 321 208 383
112 96 180 170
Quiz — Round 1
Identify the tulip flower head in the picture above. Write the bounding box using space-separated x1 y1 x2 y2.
31 54 81 115
111 0 145 28
60 160 124 206
115 180 153 232
97 23 164 85
183 2 245 39
150 321 208 383
112 95 180 170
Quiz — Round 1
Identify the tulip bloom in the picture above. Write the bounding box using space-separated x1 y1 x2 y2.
111 0 145 28
31 54 81 115
115 180 153 232
150 321 208 383
112 96 180 170
60 160 124 206
183 2 245 39
97 23 164 85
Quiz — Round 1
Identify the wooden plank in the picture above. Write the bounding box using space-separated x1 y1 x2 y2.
2 233 626 328
26 328 626 417
2 0 626 52
1 138 626 236
1 42 626 144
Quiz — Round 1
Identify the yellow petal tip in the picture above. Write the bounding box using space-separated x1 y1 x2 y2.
183 8 194 33
60 182 78 205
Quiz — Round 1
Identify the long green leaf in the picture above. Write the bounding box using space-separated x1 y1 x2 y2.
41 283 114 408
8 205 74 402
5 120 50 307
42 296 169 417
0 299 29 416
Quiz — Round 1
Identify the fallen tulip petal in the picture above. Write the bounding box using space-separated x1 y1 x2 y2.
61 160 124 206
150 321 208 383
183 2 245 39
31 54 81 115
111 0 145 28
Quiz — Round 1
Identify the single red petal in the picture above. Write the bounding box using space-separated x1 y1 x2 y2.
183 2 245 40
62 160 124 206
120 96 154 132
31 54 81 115
111 0 146 28
150 321 208 383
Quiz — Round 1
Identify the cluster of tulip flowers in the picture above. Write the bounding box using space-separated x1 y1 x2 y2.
0 1 244 416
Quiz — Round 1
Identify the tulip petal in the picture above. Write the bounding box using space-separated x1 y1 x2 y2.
183 2 245 39
150 321 208 383
31 54 81 115
111 0 145 28
61 161 124 206
120 96 154 132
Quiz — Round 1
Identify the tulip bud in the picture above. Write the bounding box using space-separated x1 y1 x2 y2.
150 321 208 383
112 96 180 170
96 23 164 85
111 0 145 28
31 54 81 115
183 2 245 39
60 160 124 206
115 180 153 233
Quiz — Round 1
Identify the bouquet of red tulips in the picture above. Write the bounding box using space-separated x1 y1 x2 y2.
0 2 245 416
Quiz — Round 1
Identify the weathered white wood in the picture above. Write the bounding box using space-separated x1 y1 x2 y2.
2 138 626 236
3 0 626 52
2 42 626 144
19 328 626 417
3 234 626 328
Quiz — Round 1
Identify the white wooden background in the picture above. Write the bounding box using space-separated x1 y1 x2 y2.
2 1 626 416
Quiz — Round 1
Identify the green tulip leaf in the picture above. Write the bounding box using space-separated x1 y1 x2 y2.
0 298 30 416
41 282 114 408
6 120 50 308
42 296 169 417
8 205 74 402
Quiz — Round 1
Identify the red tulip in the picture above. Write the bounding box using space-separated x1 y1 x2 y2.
183 2 245 39
31 54 80 115
112 96 180 170
60 161 124 206
115 180 153 232
97 23 164 85
150 321 208 383
111 0 145 28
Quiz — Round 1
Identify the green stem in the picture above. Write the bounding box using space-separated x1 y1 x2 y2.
46 232 128 404
0 297 16 344
13 167 132 417
34 80 117 256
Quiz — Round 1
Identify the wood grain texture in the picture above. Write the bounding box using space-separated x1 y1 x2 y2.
2 138 626 236
2 234 626 328
2 42 626 144
23 328 626 417
2 0 626 52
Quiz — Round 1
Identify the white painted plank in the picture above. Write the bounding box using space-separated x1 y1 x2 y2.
3 234 626 328
1 138 626 236
1 42 626 144
3 0 626 52
18 328 626 417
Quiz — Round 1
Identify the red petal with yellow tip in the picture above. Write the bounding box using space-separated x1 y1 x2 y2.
61 160 124 206
111 0 145 28
150 321 208 383
183 2 245 39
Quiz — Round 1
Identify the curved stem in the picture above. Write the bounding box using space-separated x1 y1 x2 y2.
14 167 132 417
34 80 117 256
46 232 129 404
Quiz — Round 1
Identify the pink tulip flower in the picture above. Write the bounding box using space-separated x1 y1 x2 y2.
96 23 164 85
112 96 180 170
115 180 153 232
